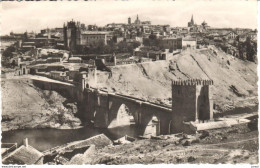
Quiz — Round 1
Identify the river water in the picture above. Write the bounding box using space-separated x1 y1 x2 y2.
2 125 138 152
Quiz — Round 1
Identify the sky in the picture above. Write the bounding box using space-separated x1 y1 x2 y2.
0 0 258 35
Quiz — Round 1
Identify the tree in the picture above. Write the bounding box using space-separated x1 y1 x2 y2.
149 34 157 40
238 43 245 60
96 40 105 54
112 36 117 43
245 37 256 62
127 44 134 53
104 45 112 54
118 41 128 53
133 41 141 48
143 38 150 46
3 46 15 58
2 45 16 67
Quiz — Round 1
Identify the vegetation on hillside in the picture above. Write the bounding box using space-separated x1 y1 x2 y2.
1 45 16 67
215 36 257 63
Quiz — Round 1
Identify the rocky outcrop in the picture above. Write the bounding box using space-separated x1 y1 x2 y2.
1 78 82 131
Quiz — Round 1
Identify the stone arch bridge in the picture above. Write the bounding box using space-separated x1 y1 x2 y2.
31 76 213 136
31 77 173 136
82 88 173 136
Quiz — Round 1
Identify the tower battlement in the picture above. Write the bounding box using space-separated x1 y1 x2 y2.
172 79 213 86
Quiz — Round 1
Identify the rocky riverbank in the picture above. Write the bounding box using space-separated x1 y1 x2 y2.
1 77 82 132
41 117 258 164
86 121 259 164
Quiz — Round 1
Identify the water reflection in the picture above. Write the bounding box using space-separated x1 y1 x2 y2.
2 125 138 152
104 125 138 140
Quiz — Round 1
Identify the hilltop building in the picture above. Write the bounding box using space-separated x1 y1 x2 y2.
63 20 110 52
63 20 82 52
182 37 197 49
159 37 182 50
128 15 151 26
187 15 210 33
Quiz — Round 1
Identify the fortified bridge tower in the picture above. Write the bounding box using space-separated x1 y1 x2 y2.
171 79 214 133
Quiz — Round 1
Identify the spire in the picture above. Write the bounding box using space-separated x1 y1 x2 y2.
135 14 140 25
191 14 194 24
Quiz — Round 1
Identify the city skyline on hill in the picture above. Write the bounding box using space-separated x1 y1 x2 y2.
1 1 258 35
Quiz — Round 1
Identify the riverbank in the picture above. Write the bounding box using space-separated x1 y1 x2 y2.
1 125 139 152
1 77 82 132
85 121 258 164
2 115 258 164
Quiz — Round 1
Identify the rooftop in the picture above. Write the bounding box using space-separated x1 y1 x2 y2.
69 57 82 60
22 45 35 48
2 145 43 164
23 42 35 44
50 71 65 74
47 57 61 60
81 31 110 35
183 37 196 41
162 37 182 40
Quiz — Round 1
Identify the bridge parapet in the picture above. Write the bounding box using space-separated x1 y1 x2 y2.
172 79 213 86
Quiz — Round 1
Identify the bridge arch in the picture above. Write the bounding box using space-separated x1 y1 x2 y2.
143 115 160 136
138 104 172 135
107 95 141 128
108 104 133 128
90 91 173 135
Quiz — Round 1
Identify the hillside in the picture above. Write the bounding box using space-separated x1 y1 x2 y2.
1 77 81 131
97 46 258 113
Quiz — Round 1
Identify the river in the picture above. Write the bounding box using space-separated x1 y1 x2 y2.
1 125 138 152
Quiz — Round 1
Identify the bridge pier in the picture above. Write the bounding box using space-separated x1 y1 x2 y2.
94 91 109 128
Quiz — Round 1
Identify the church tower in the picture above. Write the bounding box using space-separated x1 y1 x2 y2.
191 15 194 25
128 17 131 24
188 14 195 27
134 14 141 25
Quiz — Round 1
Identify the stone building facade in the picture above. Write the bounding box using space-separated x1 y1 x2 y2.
80 31 108 46
63 20 109 52
159 37 182 50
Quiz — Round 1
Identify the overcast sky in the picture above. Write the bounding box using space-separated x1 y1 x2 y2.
0 0 258 35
